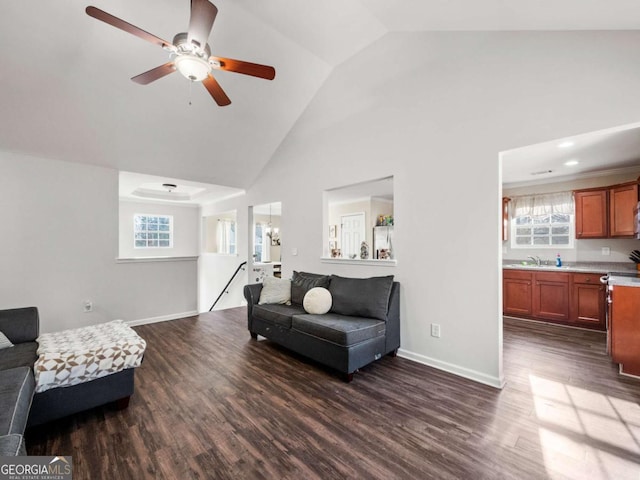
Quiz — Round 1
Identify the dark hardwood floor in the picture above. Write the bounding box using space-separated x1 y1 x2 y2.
27 311 640 479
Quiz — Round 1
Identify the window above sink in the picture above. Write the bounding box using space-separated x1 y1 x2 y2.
508 192 575 249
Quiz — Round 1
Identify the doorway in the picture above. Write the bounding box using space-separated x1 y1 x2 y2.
249 201 282 282
340 212 365 259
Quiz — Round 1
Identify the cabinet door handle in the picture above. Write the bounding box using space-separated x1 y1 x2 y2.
586 278 591 283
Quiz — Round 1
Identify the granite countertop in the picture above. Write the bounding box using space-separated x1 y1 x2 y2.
608 274 640 288
503 260 639 275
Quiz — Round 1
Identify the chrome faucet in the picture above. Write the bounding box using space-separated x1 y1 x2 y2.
528 255 542 266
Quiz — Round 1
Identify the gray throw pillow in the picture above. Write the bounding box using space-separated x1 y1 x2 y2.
291 271 331 305
0 331 14 349
329 275 394 321
258 276 292 305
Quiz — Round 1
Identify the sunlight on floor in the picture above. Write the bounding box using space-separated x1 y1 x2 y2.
529 374 640 480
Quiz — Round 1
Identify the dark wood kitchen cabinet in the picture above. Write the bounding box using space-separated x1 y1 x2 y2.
503 269 606 330
610 285 640 376
609 182 639 237
574 189 608 239
569 273 606 330
532 271 570 322
503 270 532 317
574 180 639 239
502 197 510 242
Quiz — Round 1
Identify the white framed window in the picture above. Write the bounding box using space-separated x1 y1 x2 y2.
134 214 173 248
509 192 574 249
511 213 574 248
254 223 263 262
253 222 270 262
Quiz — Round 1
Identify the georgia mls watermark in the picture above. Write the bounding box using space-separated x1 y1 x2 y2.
0 456 72 480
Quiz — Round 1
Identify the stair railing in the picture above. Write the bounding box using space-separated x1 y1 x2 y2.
209 261 247 311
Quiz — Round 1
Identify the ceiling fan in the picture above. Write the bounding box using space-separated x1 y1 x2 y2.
86 0 275 106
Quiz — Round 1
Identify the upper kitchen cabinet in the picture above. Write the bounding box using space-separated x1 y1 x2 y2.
574 189 608 238
574 179 639 239
609 182 639 237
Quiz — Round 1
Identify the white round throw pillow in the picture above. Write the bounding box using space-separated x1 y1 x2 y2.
303 287 332 314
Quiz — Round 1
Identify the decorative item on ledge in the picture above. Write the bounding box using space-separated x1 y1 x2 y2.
377 215 394 226
360 241 369 260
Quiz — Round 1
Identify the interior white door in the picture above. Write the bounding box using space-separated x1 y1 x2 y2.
340 213 365 259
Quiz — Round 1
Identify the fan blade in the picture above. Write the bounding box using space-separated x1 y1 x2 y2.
86 6 174 50
188 0 218 50
131 63 176 85
203 75 231 106
209 56 275 80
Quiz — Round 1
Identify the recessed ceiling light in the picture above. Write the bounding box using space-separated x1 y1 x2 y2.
557 141 574 149
564 160 579 166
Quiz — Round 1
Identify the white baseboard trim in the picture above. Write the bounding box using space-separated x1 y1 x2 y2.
124 310 199 327
397 348 505 389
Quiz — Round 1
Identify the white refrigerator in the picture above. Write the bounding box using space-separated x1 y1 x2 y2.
373 226 394 259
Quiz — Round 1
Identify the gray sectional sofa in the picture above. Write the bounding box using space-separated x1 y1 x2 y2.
0 306 138 455
244 272 400 381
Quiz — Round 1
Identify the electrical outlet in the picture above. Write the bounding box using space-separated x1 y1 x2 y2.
292 248 298 256
83 300 93 313
602 247 611 256
431 323 441 338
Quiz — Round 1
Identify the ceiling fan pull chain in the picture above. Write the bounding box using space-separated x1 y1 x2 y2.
189 79 193 106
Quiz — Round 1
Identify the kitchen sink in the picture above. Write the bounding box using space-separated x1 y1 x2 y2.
504 263 572 269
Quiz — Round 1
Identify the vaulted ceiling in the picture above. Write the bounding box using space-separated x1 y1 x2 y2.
3 1 640 189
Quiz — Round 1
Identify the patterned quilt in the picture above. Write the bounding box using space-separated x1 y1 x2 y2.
34 320 146 393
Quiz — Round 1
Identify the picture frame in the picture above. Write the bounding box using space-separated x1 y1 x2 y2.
329 225 337 239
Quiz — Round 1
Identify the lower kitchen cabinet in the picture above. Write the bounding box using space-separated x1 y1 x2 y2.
532 271 569 322
570 273 606 329
503 270 532 317
610 285 640 376
503 269 606 330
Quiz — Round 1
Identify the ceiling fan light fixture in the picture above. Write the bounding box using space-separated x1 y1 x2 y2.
175 55 211 82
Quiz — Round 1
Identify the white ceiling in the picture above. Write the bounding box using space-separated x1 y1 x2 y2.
4 1 640 193
119 171 244 205
328 176 394 204
254 202 281 216
502 123 640 187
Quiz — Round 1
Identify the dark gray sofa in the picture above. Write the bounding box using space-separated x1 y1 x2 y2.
0 306 138 453
0 307 38 455
244 273 400 381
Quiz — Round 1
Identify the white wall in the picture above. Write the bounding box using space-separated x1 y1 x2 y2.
0 151 198 333
214 31 640 388
503 170 640 263
118 200 199 258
